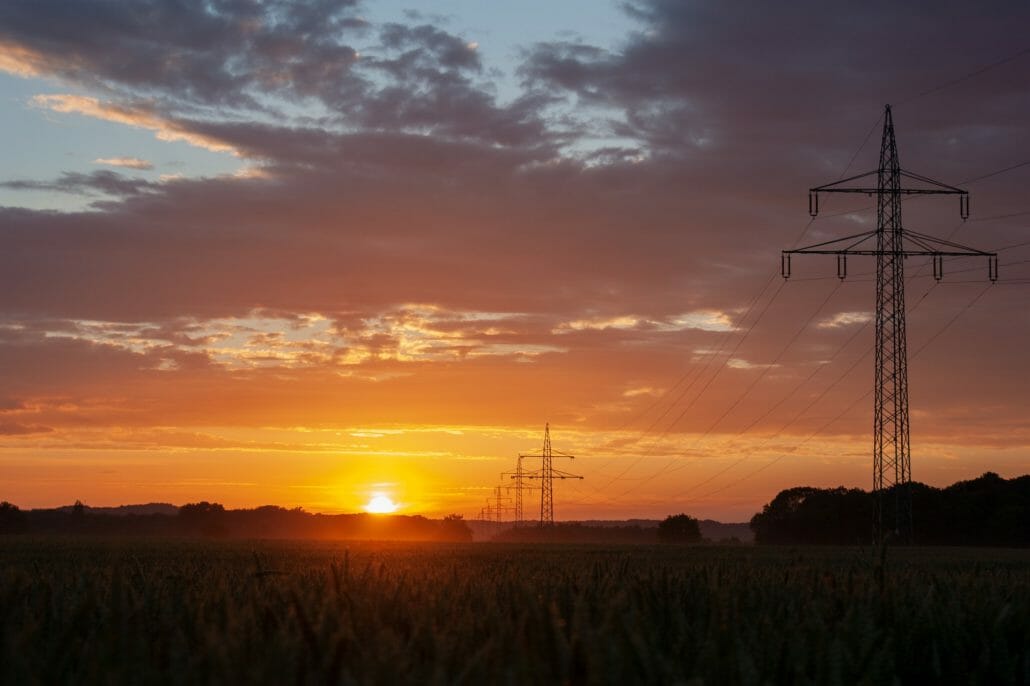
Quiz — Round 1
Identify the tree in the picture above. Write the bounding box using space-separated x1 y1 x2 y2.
440 514 473 542
750 486 871 545
0 501 27 534
178 501 227 537
658 513 702 543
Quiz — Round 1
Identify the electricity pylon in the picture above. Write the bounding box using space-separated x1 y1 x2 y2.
519 424 582 525
503 454 539 526
479 485 514 523
782 105 997 544
491 485 514 523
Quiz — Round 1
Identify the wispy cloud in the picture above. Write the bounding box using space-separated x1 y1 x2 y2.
94 157 153 170
817 311 873 329
0 40 42 76
553 310 735 334
31 95 237 154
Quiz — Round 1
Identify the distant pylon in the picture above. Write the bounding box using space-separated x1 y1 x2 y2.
518 423 582 525
782 105 997 544
514 455 525 525
504 454 538 526
486 485 513 523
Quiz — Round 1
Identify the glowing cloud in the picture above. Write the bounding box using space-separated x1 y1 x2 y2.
818 311 873 329
555 315 641 333
30 94 237 155
554 310 735 334
93 157 154 170
0 42 43 76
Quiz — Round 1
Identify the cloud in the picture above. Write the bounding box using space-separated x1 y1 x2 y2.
553 310 735 334
521 0 1030 171
94 157 154 170
0 0 366 108
30 95 238 154
0 40 43 76
0 0 1028 492
1 170 156 197
555 315 642 333
623 386 660 398
0 422 53 436
2 1 547 151
2 307 566 374
818 311 873 329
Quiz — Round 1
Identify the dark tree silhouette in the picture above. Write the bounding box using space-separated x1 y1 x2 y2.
441 514 473 542
0 501 27 534
178 501 228 537
751 473 1030 546
658 513 702 543
749 486 871 545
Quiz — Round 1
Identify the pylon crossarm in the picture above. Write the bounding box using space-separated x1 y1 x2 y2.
899 170 967 194
902 229 995 256
814 187 968 196
810 169 967 196
785 229 879 254
811 170 879 192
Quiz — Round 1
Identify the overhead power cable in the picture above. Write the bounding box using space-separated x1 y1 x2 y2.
898 46 1030 104
614 281 845 497
692 282 991 502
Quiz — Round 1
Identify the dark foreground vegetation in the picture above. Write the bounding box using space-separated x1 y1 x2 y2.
751 472 1029 546
2 539 1028 684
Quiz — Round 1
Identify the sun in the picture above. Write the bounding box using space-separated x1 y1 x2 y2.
364 493 399 514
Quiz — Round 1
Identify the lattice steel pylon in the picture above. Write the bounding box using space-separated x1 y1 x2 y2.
478 485 514 523
518 423 582 526
503 454 539 526
782 105 997 544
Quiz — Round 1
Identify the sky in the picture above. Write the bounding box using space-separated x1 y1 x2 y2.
0 0 1028 522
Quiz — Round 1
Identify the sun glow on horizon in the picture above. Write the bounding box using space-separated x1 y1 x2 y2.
364 493 399 514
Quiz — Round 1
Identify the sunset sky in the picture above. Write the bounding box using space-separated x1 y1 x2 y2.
1 1 1028 522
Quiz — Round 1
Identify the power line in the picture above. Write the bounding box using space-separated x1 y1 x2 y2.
624 54 1021 514
571 45 1025 512
960 160 1030 185
614 281 845 497
682 278 937 499
784 106 997 542
898 46 1030 104
692 281 990 502
968 209 1030 224
592 279 789 491
582 274 787 485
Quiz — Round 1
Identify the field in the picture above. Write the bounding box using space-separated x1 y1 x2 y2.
2 539 1028 684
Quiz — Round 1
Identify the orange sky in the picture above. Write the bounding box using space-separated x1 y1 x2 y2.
1 1 1028 522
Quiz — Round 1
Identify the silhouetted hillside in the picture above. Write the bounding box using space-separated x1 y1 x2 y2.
54 502 179 516
0 502 471 542
751 472 1029 546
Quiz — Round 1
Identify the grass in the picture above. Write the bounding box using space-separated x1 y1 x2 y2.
1 538 1028 684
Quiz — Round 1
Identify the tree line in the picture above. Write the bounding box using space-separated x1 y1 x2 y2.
491 514 705 544
0 501 473 542
750 472 1029 546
